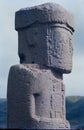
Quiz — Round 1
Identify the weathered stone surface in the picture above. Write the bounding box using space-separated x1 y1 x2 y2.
7 64 70 129
16 3 74 73
18 24 73 73
15 3 74 32
7 2 74 129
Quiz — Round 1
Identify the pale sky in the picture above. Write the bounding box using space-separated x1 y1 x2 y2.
0 0 84 98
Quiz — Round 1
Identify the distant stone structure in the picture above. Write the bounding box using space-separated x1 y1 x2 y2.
7 3 74 129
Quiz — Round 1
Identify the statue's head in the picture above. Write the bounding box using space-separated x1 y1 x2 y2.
15 3 74 73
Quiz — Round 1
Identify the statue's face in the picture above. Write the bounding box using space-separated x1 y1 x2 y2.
47 25 73 73
18 24 73 73
18 24 48 65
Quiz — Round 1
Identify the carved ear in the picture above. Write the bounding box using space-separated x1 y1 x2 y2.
26 28 38 47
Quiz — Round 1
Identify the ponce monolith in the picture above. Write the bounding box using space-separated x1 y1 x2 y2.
7 3 74 129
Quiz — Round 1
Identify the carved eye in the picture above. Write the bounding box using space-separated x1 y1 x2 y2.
26 28 38 47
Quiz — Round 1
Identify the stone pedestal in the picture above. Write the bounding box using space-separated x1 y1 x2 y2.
7 3 74 129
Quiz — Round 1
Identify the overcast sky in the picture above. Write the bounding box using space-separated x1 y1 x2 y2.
0 0 84 98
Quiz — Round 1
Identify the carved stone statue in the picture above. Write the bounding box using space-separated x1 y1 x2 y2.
7 3 74 129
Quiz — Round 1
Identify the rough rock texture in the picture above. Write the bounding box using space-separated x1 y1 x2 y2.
15 3 74 73
7 3 74 129
15 3 74 32
18 24 73 73
7 64 70 129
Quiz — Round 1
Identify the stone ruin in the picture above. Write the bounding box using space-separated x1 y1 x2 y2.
7 3 74 129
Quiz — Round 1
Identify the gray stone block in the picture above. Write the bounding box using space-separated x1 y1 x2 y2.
15 3 74 73
15 3 74 32
7 64 70 129
7 2 75 129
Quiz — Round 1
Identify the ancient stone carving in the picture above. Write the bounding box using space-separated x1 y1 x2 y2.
7 3 74 129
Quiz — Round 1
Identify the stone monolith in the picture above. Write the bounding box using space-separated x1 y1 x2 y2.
7 3 74 129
